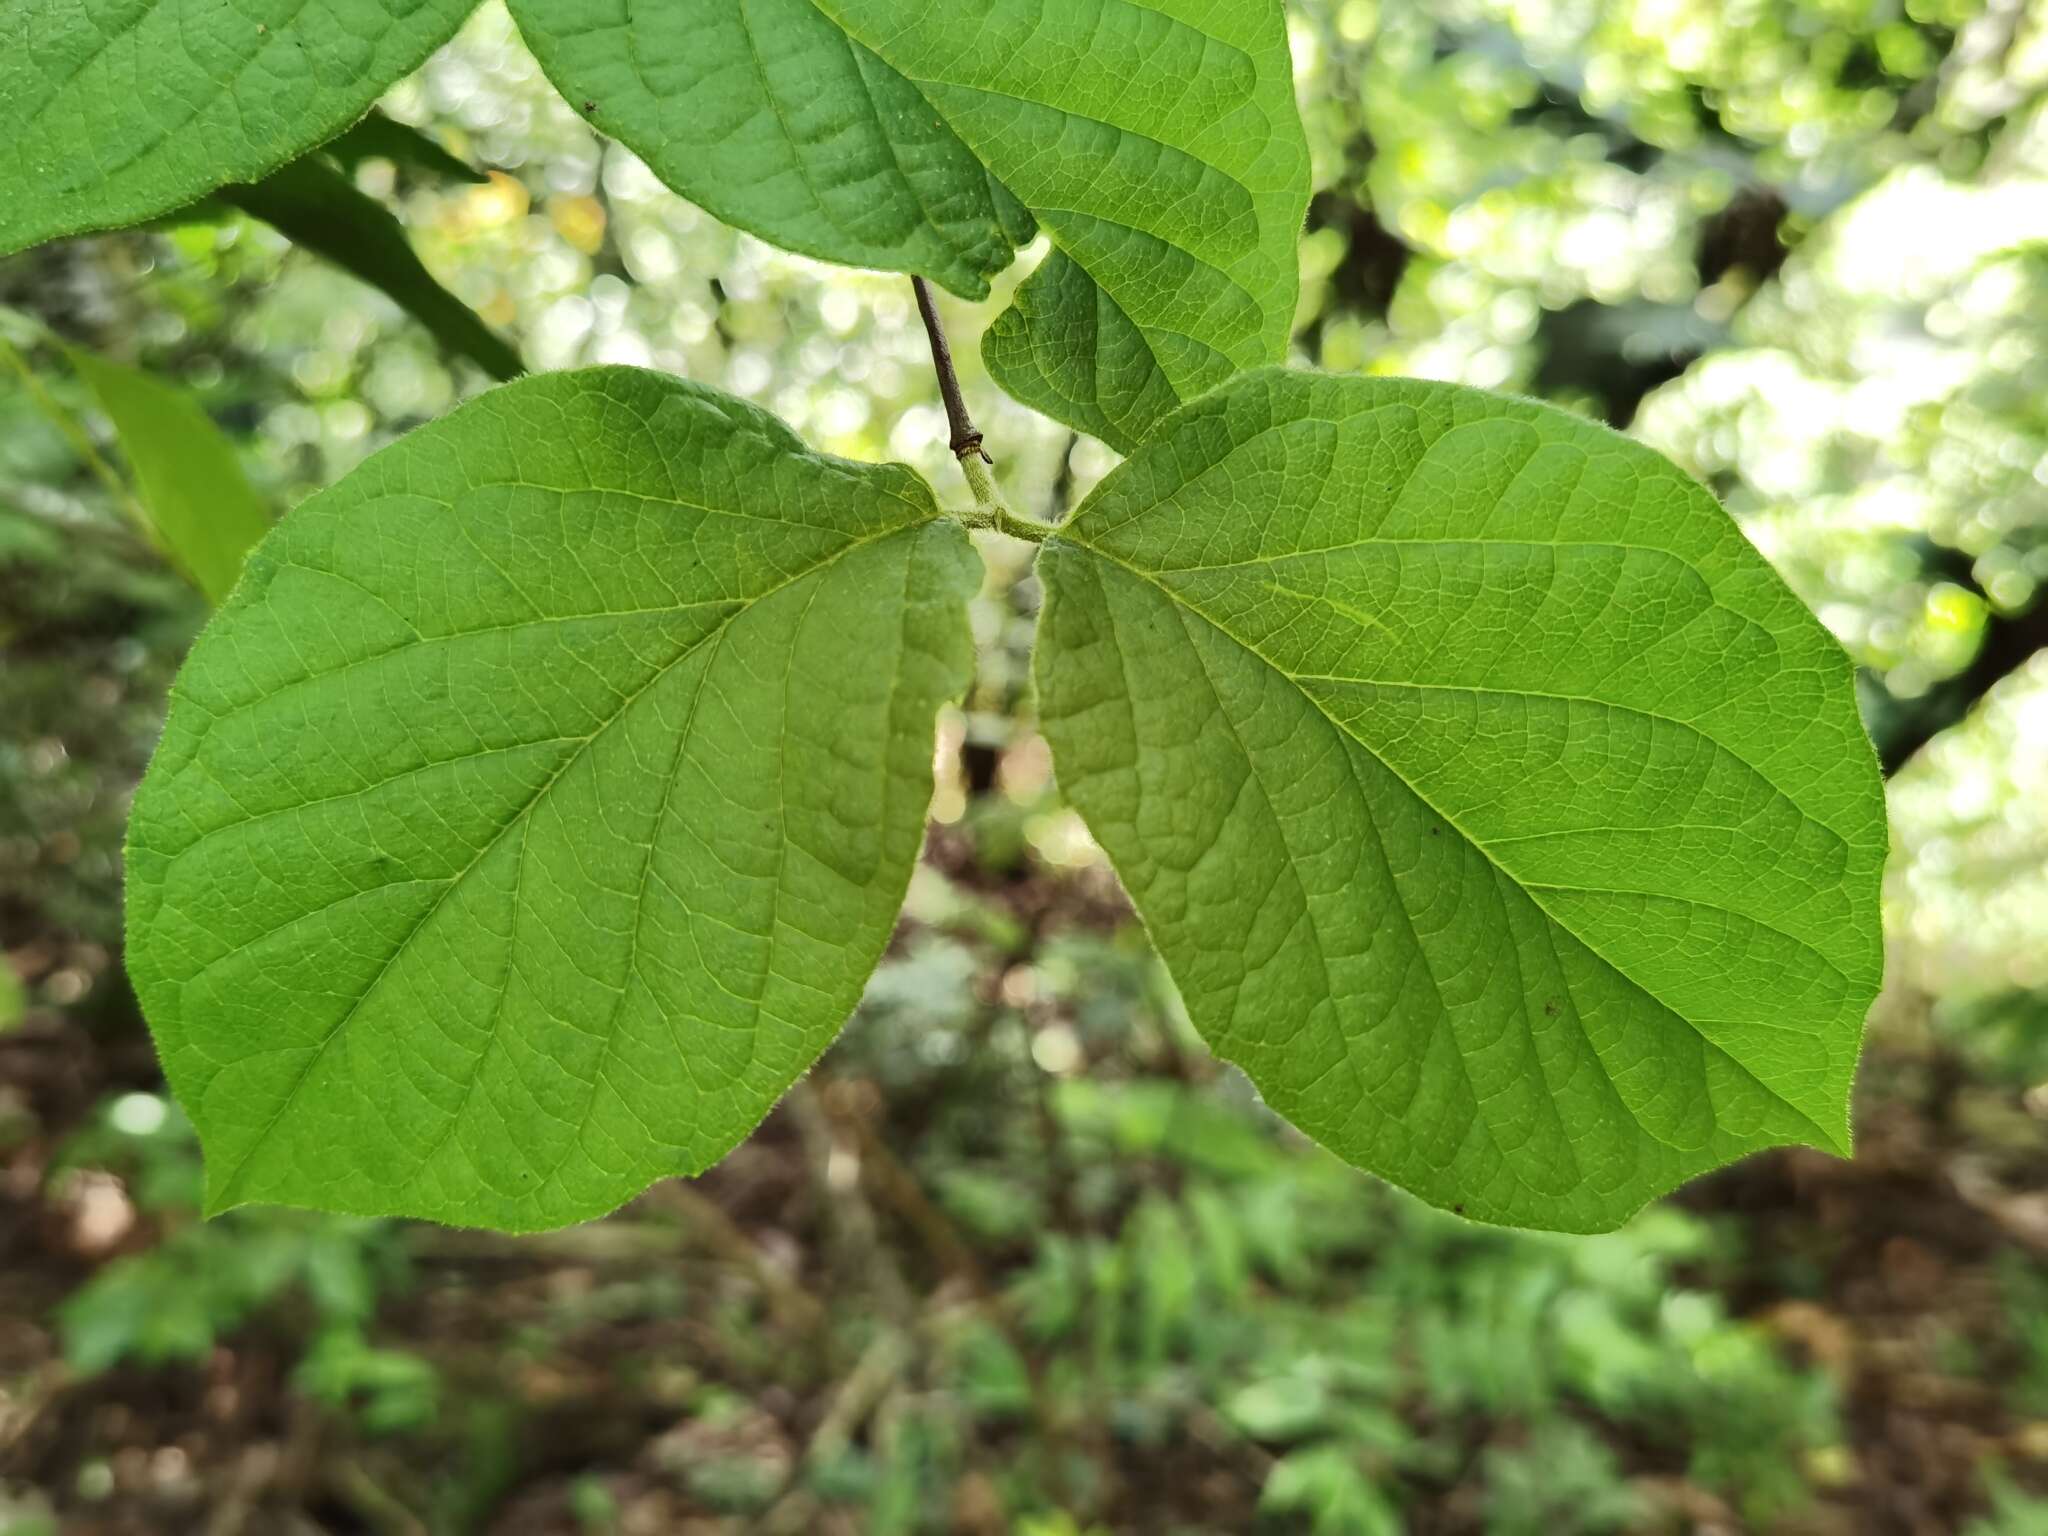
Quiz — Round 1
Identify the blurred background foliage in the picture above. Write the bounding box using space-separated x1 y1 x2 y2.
4 0 2048 1531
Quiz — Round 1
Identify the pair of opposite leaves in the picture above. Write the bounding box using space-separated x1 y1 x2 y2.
127 365 1886 1236
4 0 1305 455
15 0 1882 1228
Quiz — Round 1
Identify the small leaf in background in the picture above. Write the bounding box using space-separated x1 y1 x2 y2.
295 1326 441 1434
0 959 23 1034
1261 1445 1402 1536
323 112 489 186
65 348 271 605
1228 1374 1331 1442
0 0 479 255
125 368 979 1231
1482 1420 1648 1536
226 158 522 381
1036 367 1886 1233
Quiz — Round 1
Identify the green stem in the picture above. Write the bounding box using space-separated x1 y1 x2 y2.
911 276 984 461
953 454 1057 541
955 501 1057 544
959 450 1003 515
908 276 1051 545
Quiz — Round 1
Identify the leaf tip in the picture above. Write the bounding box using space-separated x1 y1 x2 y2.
1809 1107 1855 1161
198 1172 244 1222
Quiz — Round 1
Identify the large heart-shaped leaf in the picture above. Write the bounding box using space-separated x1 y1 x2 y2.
1034 368 1885 1232
1 0 479 255
505 0 1309 451
125 368 977 1230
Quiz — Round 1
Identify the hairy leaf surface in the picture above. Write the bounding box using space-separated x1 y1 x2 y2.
505 0 1308 451
126 368 978 1230
1 0 479 255
1034 368 1885 1232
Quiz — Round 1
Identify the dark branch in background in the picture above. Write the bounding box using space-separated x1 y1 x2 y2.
911 276 988 462
1532 300 1723 428
1880 596 2048 776
1299 178 1411 368
1697 187 1793 290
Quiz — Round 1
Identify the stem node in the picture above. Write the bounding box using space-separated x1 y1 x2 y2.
911 276 1049 543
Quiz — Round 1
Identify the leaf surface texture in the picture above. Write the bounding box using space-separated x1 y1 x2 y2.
2 0 478 253
126 368 977 1229
505 0 1309 449
1034 369 1885 1231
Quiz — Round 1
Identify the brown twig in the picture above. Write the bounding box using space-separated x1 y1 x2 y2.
911 276 988 462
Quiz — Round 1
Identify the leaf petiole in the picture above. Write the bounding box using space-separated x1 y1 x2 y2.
912 275 1053 545
952 499 1055 544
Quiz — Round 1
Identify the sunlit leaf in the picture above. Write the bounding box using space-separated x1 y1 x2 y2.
125 368 978 1229
1034 368 1886 1232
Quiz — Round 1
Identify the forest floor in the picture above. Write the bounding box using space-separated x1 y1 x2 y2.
3 840 2047 1536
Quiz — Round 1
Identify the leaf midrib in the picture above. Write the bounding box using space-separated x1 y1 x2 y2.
1160 583 1596 1198
1052 533 1844 1147
194 516 928 1208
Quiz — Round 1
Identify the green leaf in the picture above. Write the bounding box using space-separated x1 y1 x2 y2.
1034 368 1885 1233
66 348 271 604
980 247 1187 454
507 0 1023 299
504 0 1307 451
1 0 480 256
0 959 23 1034
1261 1445 1402 1536
324 111 489 185
124 367 979 1230
225 158 523 381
